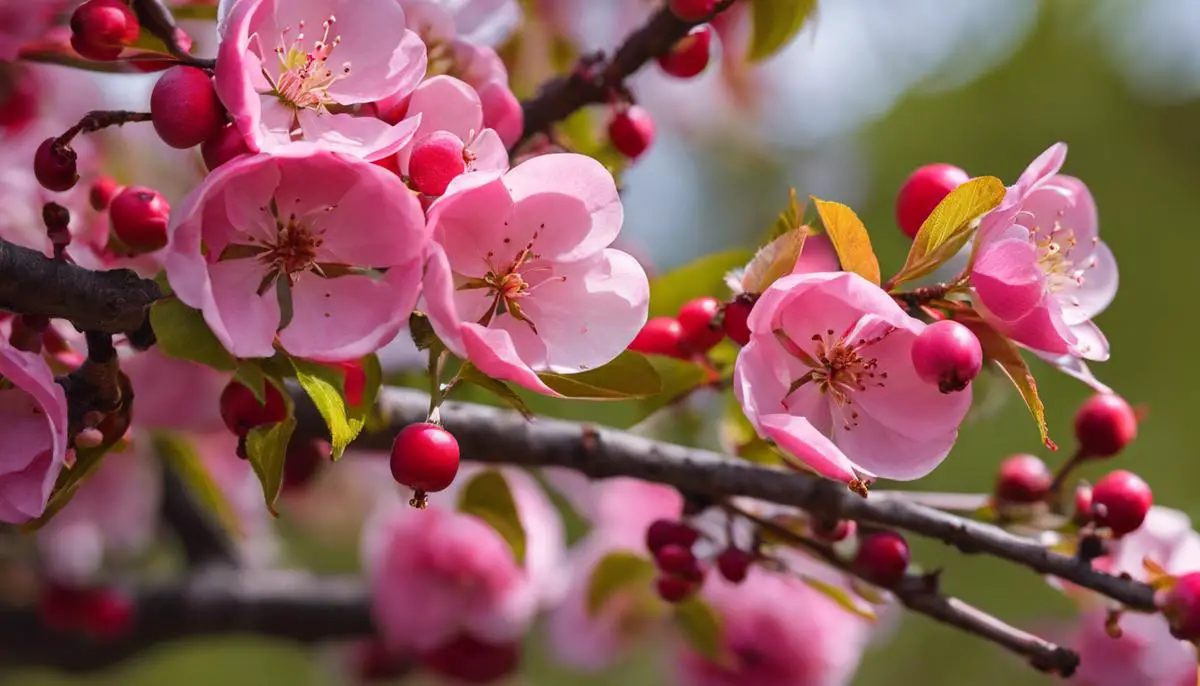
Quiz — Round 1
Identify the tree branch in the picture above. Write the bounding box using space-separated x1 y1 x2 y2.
130 0 217 69
0 239 161 336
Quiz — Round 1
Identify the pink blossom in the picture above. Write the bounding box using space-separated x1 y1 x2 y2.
674 568 872 686
971 143 1118 361
362 467 564 653
0 337 69 524
733 271 971 484
164 148 428 361
422 153 649 394
214 0 427 160
393 75 507 183
0 1 67 61
123 348 231 432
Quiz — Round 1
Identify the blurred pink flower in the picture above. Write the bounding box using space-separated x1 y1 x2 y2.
0 1 67 61
123 347 231 432
0 336 69 523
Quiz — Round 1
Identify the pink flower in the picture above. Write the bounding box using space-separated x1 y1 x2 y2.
422 153 649 394
413 0 521 48
733 271 971 484
674 568 872 686
164 149 429 361
0 337 69 524
393 75 508 181
971 143 1118 361
214 0 427 160
362 467 564 653
1071 610 1196 686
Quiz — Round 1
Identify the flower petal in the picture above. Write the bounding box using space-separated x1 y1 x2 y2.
279 267 420 361
758 413 858 483
206 258 281 358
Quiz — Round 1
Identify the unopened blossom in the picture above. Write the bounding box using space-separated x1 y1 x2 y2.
734 271 971 484
164 149 428 361
971 143 1117 361
362 467 564 652
0 336 69 524
390 74 507 184
215 0 427 160
422 153 649 394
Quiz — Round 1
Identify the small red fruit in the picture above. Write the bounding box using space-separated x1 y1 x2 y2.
38 584 91 632
421 633 520 684
655 543 703 580
853 531 910 587
910 320 983 393
895 163 970 239
655 575 696 604
645 519 700 554
1074 392 1138 459
994 454 1052 504
1091 470 1152 537
34 138 79 192
722 294 755 346
409 131 467 196
89 176 120 211
608 105 655 160
657 25 713 79
70 0 140 61
219 380 287 437
668 0 716 21
1161 572 1200 641
201 123 251 171
629 317 686 358
390 422 461 500
83 589 134 640
283 437 329 493
716 547 753 584
677 296 723 355
110 186 170 253
151 66 227 149
812 518 857 542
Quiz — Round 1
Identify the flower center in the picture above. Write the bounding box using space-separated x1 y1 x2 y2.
457 231 568 333
260 213 323 279
1033 221 1100 299
267 16 351 111
775 324 894 429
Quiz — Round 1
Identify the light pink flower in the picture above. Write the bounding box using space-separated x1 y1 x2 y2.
0 337 69 524
393 74 508 182
362 467 564 653
123 348 231 432
0 1 67 61
164 148 428 361
971 143 1118 361
214 0 427 160
733 271 971 484
422 153 649 394
674 568 872 686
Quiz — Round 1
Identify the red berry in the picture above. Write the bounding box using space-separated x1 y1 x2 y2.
655 575 696 604
608 105 655 160
338 359 367 407
89 176 120 211
716 548 753 584
39 584 91 632
1074 483 1093 524
110 186 170 253
895 163 970 239
151 66 227 149
219 380 287 437
1091 470 1152 537
83 589 134 640
645 519 699 553
0 68 40 133
390 422 461 494
722 295 755 346
1074 392 1138 459
677 296 723 355
658 25 713 79
70 0 140 61
283 437 329 493
201 123 251 171
1161 572 1200 641
813 518 857 542
853 531 910 587
655 543 702 578
629 317 685 358
910 320 982 393
994 454 1052 504
421 633 520 684
409 131 467 196
34 137 79 192
355 640 411 682
668 0 716 21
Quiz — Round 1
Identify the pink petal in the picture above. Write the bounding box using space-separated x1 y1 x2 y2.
427 171 515 276
213 0 267 152
296 109 421 161
467 128 509 173
791 233 840 274
407 75 484 142
0 450 57 522
972 236 1045 322
1030 349 1112 393
206 258 281 358
478 81 523 149
504 154 623 262
308 161 428 267
1063 240 1118 325
759 414 858 483
989 300 1075 357
459 322 559 395
279 267 420 361
1013 142 1067 196
1069 320 1110 362
421 244 468 356
834 402 958 482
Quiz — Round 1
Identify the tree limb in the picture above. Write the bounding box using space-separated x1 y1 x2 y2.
130 0 217 69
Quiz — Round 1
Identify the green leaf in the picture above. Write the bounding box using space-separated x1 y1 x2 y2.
458 470 527 564
746 0 818 62
958 313 1054 450
649 250 754 318
558 108 630 178
538 351 662 400
891 176 1006 288
171 3 219 20
800 575 879 621
234 360 269 403
408 312 443 353
811 197 881 285
673 598 731 666
585 551 657 617
720 393 786 466
460 363 534 419
245 415 296 515
150 297 238 372
152 431 242 537
291 358 366 459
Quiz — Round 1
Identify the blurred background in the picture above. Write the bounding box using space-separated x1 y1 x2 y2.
14 0 1200 683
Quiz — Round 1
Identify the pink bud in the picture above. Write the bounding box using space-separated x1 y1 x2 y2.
151 66 227 149
0 68 40 133
608 106 655 160
1092 470 1152 537
895 163 970 239
1161 572 1200 641
677 296 723 355
201 124 251 171
629 317 686 358
716 547 753 584
89 176 120 211
657 25 713 79
69 0 140 61
910 320 982 393
655 543 704 582
853 531 910 587
994 454 1051 504
408 132 467 197
110 187 170 253
668 0 716 21
34 138 78 192
1074 392 1138 459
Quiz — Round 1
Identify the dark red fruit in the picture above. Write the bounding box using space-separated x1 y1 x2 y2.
283 437 329 492
0 67 39 133
1074 392 1138 459
645 519 700 554
629 317 686 358
390 422 461 493
70 0 140 61
82 589 134 640
38 584 91 632
658 25 713 79
110 186 170 253
677 296 723 355
409 131 467 196
1091 470 1152 537
910 320 983 393
716 547 753 584
608 105 655 160
201 123 251 171
667 0 716 21
655 575 696 604
853 531 910 587
219 380 287 437
1162 572 1200 641
151 66 227 149
89 176 120 211
895 163 970 239
722 295 755 346
994 454 1052 504
355 640 413 682
34 137 79 192
654 543 702 578
421 633 520 684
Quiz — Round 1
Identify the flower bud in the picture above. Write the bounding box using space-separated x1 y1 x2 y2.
70 0 140 61
1091 470 1151 537
657 25 713 79
677 296 723 355
151 66 227 149
895 163 970 239
911 320 982 393
110 186 170 253
668 0 716 21
645 519 699 554
34 138 78 192
1074 392 1138 459
1161 572 1200 641
608 105 655 160
409 131 467 196
994 454 1051 504
853 531 910 587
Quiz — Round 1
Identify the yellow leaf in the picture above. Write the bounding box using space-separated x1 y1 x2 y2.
738 227 809 294
958 314 1054 450
746 0 818 63
891 176 1006 288
811 197 881 285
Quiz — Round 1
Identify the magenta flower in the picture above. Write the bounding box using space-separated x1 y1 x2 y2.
733 271 971 484
971 143 1118 360
422 153 650 394
0 337 69 524
215 0 427 160
164 149 429 361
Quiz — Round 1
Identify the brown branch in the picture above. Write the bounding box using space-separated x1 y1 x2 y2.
129 0 217 69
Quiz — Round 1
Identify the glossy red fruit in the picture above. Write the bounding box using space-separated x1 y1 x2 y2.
677 296 723 354
421 633 520 684
89 176 120 211
409 131 467 196
34 138 79 192
608 105 655 160
812 518 857 542
853 531 910 587
645 519 700 554
722 295 755 346
629 316 686 358
1074 392 1138 459
390 422 461 493
83 589 134 640
1161 572 1200 641
994 454 1052 504
716 547 753 584
910 320 983 393
1091 470 1152 537
70 0 140 61
151 66 227 149
655 575 696 604
283 437 329 492
219 380 287 437
668 0 716 21
658 25 713 79
895 163 970 239
201 123 251 171
110 186 170 253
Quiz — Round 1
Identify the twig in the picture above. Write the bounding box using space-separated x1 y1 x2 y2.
59 332 123 437
130 0 217 69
